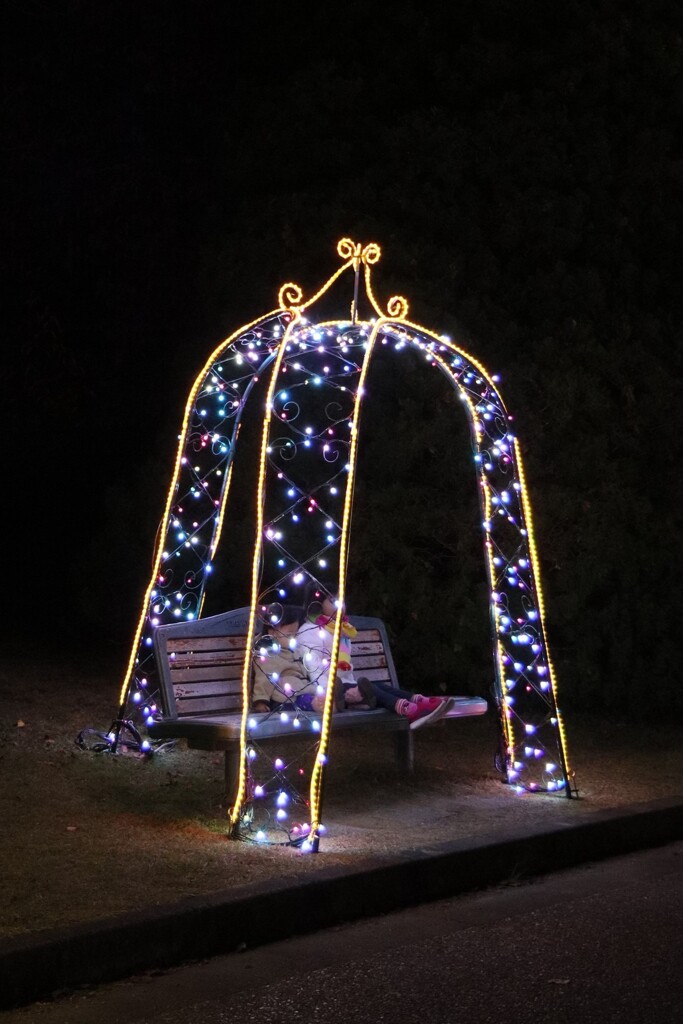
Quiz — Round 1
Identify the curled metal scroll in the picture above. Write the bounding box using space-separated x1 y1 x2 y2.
386 295 409 318
278 282 304 310
337 238 381 268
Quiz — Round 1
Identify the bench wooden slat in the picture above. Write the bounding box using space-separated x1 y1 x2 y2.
176 694 243 714
351 629 381 643
170 649 246 668
174 680 243 699
168 636 248 653
348 641 384 655
170 664 243 683
350 654 387 670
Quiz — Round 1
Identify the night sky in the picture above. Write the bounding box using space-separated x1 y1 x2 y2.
3 0 682 713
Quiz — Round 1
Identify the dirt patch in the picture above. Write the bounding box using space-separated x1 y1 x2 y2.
2 648 682 940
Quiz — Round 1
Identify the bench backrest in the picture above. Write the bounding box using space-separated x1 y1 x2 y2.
153 608 399 719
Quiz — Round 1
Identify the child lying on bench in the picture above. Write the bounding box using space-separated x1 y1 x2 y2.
253 587 464 729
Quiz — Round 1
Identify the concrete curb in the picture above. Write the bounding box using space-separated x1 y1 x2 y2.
2 795 682 1010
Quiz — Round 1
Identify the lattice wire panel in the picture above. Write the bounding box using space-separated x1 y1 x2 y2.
238 729 324 846
118 312 291 733
236 320 368 844
448 348 569 793
381 322 571 794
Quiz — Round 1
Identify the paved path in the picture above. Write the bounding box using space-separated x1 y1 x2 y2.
6 841 683 1023
2 794 683 1011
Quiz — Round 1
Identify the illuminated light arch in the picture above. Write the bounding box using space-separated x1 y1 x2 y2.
114 239 575 849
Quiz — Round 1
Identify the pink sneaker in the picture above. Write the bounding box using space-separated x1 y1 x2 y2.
406 697 450 730
414 694 457 715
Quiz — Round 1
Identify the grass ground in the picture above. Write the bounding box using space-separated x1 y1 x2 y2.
2 645 682 941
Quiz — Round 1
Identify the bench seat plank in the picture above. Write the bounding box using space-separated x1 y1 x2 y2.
148 707 410 748
148 696 489 747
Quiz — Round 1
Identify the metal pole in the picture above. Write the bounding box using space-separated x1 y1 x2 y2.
351 259 360 324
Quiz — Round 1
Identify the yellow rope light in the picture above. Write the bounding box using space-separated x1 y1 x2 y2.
277 240 382 320
228 315 301 830
279 261 352 315
307 317 383 839
338 238 381 268
386 295 410 318
363 260 384 317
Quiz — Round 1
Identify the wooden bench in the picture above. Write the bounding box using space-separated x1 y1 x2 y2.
147 607 488 799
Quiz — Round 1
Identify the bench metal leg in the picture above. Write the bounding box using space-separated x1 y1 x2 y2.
392 729 414 775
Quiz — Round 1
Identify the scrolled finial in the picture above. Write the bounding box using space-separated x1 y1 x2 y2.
336 238 381 269
278 281 304 310
386 294 409 318
337 237 358 261
362 242 381 265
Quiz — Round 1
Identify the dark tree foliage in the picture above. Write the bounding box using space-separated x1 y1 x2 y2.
3 0 682 714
